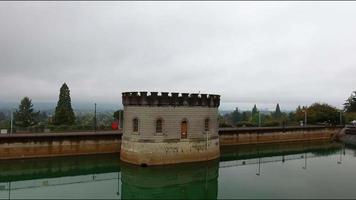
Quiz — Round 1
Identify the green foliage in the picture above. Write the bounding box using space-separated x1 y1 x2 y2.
241 111 251 121
273 103 282 119
0 112 5 121
293 103 339 125
53 83 76 125
0 120 10 129
292 105 308 122
218 114 232 127
38 111 48 122
46 124 111 132
229 108 241 124
75 111 115 129
263 120 280 127
345 112 356 124
14 97 40 127
235 121 256 127
308 103 339 124
252 104 258 116
75 113 95 126
344 91 356 112
113 109 124 120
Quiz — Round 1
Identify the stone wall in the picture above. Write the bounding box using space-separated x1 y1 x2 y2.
121 97 221 165
123 106 219 139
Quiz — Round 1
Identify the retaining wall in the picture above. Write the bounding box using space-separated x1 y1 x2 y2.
219 126 342 146
0 126 342 160
0 132 121 160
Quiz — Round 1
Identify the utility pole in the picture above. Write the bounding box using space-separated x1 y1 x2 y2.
94 103 97 133
118 110 121 130
339 110 343 125
302 110 307 127
258 112 261 127
10 109 13 134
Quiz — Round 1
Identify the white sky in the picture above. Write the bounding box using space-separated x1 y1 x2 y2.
0 2 355 111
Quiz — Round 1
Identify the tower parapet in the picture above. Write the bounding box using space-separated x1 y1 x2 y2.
122 92 220 107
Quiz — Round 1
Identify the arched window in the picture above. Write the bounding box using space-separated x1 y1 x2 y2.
156 119 163 133
181 120 188 139
133 118 139 132
205 118 210 131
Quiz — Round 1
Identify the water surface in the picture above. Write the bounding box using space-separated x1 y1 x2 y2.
1 141 355 199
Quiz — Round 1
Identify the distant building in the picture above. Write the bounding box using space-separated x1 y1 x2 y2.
120 92 221 166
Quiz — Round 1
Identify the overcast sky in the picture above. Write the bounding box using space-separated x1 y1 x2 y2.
0 2 355 110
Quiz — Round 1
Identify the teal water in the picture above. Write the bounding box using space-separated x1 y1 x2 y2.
0 141 355 199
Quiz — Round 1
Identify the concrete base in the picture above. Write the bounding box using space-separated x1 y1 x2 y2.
120 137 220 166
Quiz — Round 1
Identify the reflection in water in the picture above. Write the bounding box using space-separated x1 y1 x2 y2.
121 160 219 199
0 154 121 182
0 154 121 199
0 140 354 199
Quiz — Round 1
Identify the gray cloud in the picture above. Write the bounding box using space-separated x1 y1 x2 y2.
0 2 356 110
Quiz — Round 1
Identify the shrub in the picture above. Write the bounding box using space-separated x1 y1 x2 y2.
235 121 257 127
263 121 280 127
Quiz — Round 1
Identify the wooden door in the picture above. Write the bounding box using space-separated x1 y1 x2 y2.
181 121 187 139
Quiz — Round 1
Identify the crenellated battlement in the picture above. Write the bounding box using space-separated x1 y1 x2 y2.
122 92 220 107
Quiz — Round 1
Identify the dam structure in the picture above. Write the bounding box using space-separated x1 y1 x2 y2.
120 92 221 166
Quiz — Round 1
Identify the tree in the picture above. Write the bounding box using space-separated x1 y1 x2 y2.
53 83 75 125
252 104 258 116
230 107 242 124
39 111 48 122
293 103 338 125
344 91 356 112
307 103 339 124
0 111 5 121
241 111 251 122
14 97 39 127
273 103 282 119
113 109 124 120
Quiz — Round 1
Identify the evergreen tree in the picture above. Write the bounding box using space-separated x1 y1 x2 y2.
39 111 48 122
230 107 242 124
252 104 258 116
53 83 75 125
0 111 5 121
273 103 282 118
344 91 356 112
241 111 251 121
14 97 39 127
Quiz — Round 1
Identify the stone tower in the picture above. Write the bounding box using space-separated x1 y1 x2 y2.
120 92 221 166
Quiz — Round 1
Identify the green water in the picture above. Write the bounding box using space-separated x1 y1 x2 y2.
0 141 355 199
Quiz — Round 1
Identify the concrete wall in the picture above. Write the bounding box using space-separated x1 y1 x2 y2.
0 132 121 160
219 126 341 146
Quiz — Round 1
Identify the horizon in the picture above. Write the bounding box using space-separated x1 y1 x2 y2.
0 98 339 113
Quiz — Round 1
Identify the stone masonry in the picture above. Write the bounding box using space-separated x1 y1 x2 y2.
120 92 221 166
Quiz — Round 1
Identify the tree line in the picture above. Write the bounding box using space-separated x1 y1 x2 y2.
220 91 356 127
0 83 123 132
1 87 356 131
